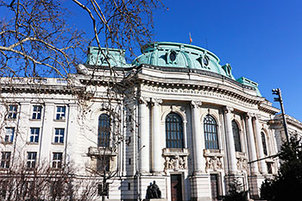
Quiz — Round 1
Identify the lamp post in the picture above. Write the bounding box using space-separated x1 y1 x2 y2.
272 88 289 143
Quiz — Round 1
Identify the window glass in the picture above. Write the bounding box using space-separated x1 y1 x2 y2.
261 132 268 156
204 115 219 149
52 152 63 169
54 128 64 143
32 105 42 119
98 114 110 147
7 105 17 119
4 127 14 143
0 152 11 168
165 112 184 148
30 127 40 143
27 152 37 169
56 106 66 120
232 120 242 152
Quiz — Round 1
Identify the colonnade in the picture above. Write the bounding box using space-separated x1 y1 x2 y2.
138 98 268 175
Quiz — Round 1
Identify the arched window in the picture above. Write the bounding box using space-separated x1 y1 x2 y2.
204 114 219 149
165 112 184 148
261 132 268 156
98 114 110 147
232 120 242 152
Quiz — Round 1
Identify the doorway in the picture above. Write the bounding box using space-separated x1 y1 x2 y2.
170 174 183 201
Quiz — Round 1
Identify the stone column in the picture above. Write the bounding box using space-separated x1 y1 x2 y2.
253 116 267 174
138 97 150 173
151 98 162 173
245 114 258 174
223 106 237 174
191 101 205 173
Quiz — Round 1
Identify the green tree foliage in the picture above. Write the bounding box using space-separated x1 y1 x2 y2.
260 135 302 201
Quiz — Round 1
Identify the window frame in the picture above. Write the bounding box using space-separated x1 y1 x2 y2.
204 114 219 150
54 128 65 144
7 105 18 120
0 152 11 169
29 127 40 143
26 152 37 169
232 120 242 152
261 131 268 156
98 114 111 147
165 112 184 148
32 105 42 120
4 127 15 143
52 152 63 169
55 106 66 120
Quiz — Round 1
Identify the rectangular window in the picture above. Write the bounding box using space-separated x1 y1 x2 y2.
32 105 42 120
29 127 40 143
52 152 63 169
56 106 66 120
54 128 64 144
4 127 14 143
7 105 17 119
27 152 37 169
0 152 11 168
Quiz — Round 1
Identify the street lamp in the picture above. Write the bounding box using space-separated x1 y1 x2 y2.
272 88 289 143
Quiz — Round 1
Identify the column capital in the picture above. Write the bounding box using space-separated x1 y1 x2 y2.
245 112 254 119
151 98 162 106
138 97 150 105
223 106 234 114
191 101 202 108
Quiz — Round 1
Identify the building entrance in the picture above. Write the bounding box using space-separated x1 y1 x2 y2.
170 174 182 201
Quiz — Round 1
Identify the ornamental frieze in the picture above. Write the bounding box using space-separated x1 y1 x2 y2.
142 85 255 108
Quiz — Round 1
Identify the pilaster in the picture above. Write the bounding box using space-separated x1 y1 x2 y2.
151 98 162 173
138 97 150 174
223 106 237 174
191 101 205 174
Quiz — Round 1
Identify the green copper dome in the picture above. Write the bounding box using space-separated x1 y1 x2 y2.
133 42 234 79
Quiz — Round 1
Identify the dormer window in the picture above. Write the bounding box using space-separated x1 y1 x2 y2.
167 50 178 64
169 50 177 62
203 55 209 66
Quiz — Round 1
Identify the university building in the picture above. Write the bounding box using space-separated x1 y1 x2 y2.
1 42 302 201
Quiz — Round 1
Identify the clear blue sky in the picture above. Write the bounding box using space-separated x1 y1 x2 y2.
151 0 302 121
1 1 301 121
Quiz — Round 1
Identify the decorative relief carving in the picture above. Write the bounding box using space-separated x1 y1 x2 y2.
191 101 202 108
151 98 163 106
203 149 224 173
162 148 189 173
138 97 150 105
236 152 248 172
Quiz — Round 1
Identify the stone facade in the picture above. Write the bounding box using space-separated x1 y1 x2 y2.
1 42 301 201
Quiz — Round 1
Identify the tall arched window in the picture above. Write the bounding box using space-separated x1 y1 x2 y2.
204 114 219 149
261 132 268 156
165 112 184 148
232 120 242 152
98 114 110 147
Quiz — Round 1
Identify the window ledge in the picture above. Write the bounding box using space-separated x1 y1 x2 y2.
53 119 66 122
52 142 64 145
162 148 189 156
1 142 13 145
203 149 224 157
29 118 42 121
27 142 39 145
88 147 117 156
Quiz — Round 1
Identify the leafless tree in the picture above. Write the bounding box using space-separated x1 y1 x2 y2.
0 0 164 200
0 159 98 201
